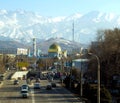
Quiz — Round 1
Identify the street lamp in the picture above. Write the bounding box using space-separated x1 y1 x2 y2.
88 53 100 103
69 60 74 89
81 48 100 103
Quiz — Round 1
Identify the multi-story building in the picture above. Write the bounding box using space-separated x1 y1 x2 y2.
0 48 28 56
17 48 28 55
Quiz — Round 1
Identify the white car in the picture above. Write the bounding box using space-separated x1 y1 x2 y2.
21 84 30 91
21 90 29 98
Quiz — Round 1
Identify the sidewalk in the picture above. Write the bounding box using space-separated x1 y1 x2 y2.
56 80 86 103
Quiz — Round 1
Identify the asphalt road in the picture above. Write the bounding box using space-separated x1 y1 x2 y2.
0 71 82 103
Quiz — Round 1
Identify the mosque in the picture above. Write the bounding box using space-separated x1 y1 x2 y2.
48 43 67 59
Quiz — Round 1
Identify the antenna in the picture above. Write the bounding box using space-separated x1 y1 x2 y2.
72 21 74 42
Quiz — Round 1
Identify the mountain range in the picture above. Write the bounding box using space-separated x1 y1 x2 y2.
0 37 86 54
0 10 120 53
0 10 120 44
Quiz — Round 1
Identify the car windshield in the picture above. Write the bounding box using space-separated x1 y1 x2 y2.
21 85 28 89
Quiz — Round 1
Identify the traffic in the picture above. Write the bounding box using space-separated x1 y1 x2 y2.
0 70 81 103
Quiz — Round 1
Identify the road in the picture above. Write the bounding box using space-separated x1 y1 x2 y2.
0 71 82 103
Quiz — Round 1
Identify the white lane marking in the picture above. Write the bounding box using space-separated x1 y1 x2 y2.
31 89 35 103
45 92 52 103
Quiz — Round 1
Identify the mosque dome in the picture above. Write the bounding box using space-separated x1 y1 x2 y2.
48 43 61 53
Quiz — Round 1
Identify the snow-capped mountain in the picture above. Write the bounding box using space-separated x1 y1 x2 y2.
0 10 120 44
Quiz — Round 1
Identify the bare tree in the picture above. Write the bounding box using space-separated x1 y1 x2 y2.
90 28 120 84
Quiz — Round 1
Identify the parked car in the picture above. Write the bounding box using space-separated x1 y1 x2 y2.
13 80 19 85
34 83 41 89
46 83 52 90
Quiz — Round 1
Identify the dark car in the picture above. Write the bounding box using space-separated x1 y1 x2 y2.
35 78 40 83
34 83 41 89
14 80 19 85
46 83 52 90
51 82 56 87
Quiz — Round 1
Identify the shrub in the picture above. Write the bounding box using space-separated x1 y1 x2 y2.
101 87 112 103
83 84 112 103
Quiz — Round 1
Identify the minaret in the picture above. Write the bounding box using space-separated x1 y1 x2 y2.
28 48 31 57
33 38 36 57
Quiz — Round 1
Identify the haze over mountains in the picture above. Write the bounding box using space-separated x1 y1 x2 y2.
0 10 120 44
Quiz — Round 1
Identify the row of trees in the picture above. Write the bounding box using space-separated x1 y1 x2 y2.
90 28 120 85
0 55 14 73
63 28 120 103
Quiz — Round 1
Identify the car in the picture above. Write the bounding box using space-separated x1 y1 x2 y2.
35 78 40 83
49 77 53 82
40 76 47 80
46 83 52 90
51 82 56 87
21 90 29 98
21 84 30 91
34 83 41 89
13 80 19 85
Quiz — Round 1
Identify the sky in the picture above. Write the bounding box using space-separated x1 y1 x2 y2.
0 0 120 17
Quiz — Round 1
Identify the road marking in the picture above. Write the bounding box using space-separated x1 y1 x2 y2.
31 89 35 103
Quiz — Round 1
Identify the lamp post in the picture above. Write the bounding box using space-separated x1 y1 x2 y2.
80 48 100 103
89 53 100 103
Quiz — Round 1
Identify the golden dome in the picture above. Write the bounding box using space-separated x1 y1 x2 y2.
48 43 61 53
